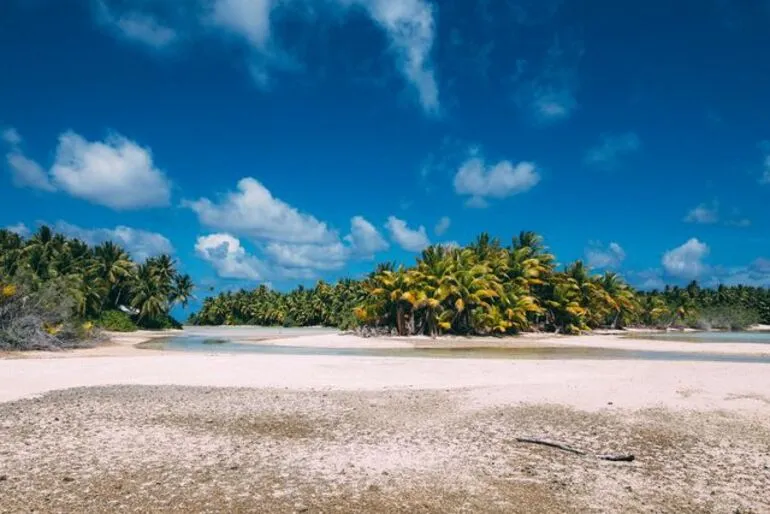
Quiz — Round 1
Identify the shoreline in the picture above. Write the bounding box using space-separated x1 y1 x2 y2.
3 325 770 359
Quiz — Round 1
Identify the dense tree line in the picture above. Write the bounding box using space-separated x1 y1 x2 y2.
189 281 364 329
192 232 769 335
0 226 194 349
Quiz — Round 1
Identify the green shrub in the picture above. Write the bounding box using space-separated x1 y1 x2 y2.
97 310 137 332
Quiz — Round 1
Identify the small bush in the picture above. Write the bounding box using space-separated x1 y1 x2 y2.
0 278 98 350
96 310 137 332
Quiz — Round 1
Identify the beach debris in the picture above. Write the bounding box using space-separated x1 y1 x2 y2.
515 437 635 462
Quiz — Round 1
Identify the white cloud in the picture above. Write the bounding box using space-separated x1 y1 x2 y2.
50 131 171 210
6 151 56 192
662 238 709 279
345 215 389 257
53 221 174 261
5 223 29 237
188 179 389 278
586 242 626 269
115 12 178 48
584 132 641 170
684 201 719 224
85 0 439 114
434 216 451 236
3 127 55 192
355 0 439 113
210 0 273 49
385 216 430 252
264 241 350 271
185 177 336 244
195 233 266 280
453 154 540 207
2 128 21 146
95 1 178 49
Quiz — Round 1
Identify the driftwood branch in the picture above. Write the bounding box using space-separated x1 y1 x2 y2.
515 437 635 462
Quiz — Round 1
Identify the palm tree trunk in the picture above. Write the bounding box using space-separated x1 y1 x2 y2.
396 305 405 336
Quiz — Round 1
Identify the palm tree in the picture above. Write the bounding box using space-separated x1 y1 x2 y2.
91 241 135 310
170 274 195 309
598 272 638 328
131 262 168 321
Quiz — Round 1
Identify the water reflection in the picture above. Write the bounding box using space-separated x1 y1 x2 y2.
143 336 770 364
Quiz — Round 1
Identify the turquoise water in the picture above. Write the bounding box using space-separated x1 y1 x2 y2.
632 331 770 344
147 336 770 364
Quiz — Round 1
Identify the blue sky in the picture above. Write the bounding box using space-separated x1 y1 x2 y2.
2 0 770 309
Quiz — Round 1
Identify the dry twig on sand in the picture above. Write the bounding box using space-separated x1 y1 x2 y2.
515 437 635 462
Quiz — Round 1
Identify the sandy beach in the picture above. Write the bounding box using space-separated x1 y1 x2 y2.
1 329 769 512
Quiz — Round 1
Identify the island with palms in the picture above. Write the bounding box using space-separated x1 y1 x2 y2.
191 231 768 337
2 232 770 512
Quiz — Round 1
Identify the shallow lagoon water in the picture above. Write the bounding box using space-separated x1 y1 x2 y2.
146 335 770 364
631 331 770 344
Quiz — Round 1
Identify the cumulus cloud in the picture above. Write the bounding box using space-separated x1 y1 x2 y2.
584 132 641 170
264 241 350 271
385 216 430 252
50 131 171 209
6 151 56 191
5 223 29 237
434 216 451 236
3 128 171 208
185 177 336 244
684 201 719 224
586 242 626 269
189 179 389 278
662 238 709 279
53 221 174 261
345 216 389 257
453 153 540 207
195 233 266 280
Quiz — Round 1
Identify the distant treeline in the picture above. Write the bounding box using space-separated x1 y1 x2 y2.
0 226 194 350
191 232 769 335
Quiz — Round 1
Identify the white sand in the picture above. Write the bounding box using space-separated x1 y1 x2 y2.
2 328 768 414
1 352 769 415
265 332 770 355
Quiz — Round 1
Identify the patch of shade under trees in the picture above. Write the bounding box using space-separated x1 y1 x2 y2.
191 232 770 335
0 226 194 350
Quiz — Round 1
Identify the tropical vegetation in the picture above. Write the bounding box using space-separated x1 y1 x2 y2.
0 226 194 349
192 232 770 335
